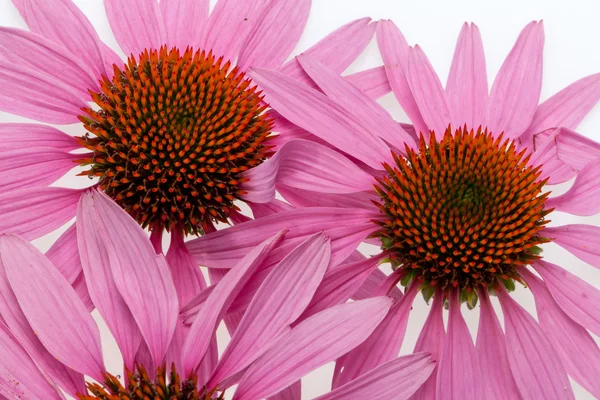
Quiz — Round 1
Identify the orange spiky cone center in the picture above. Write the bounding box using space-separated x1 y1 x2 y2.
77 47 273 234
374 127 552 293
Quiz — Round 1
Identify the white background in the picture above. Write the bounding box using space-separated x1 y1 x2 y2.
1 0 600 398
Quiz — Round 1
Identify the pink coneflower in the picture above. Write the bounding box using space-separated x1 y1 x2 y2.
0 189 435 399
186 21 600 398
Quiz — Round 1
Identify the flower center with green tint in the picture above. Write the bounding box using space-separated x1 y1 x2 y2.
78 365 223 400
375 127 552 300
77 47 273 234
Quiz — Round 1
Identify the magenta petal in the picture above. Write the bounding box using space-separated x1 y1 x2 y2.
268 381 301 400
0 234 105 381
233 297 393 400
166 230 207 306
498 288 574 399
485 21 544 139
446 23 488 129
0 123 78 151
544 224 600 269
345 66 392 100
72 272 94 312
278 184 378 210
45 224 81 284
352 267 403 301
545 157 600 216
160 0 208 50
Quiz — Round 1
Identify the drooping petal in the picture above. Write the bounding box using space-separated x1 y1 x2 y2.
498 288 574 399
166 229 207 306
233 297 393 400
446 23 488 129
317 353 435 400
160 0 208 50
208 233 331 387
485 21 544 139
249 68 393 169
345 66 392 100
45 224 81 284
0 187 81 240
72 272 94 312
250 198 294 219
0 234 105 382
545 157 600 216
352 267 404 301
242 139 376 203
0 123 78 152
278 184 378 210
544 224 600 269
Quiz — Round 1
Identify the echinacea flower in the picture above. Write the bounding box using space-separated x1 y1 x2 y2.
186 21 600 399
0 188 435 400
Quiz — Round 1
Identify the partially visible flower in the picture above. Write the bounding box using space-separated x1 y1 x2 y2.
185 21 600 398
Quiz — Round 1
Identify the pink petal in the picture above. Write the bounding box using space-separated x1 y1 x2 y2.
0 123 78 152
278 184 378 210
160 0 208 50
545 157 600 216
45 224 81 284
233 297 393 400
436 291 482 400
485 21 544 139
209 233 331 387
250 198 294 219
268 381 301 400
0 148 78 192
476 291 520 399
298 55 416 150
446 23 488 129
104 0 166 57
72 272 94 312
317 353 435 400
280 18 376 87
237 0 311 71
0 234 105 381
534 260 600 338
82 191 178 367
182 232 285 376
523 268 600 397
0 187 81 240
242 139 376 203
249 68 393 169
406 45 453 138
0 60 85 124
166 229 207 306
344 66 392 100
352 267 404 301
544 224 600 269
376 20 428 137
498 288 574 399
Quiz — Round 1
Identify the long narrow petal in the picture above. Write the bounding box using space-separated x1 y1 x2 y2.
250 68 393 169
352 267 403 301
268 381 301 400
534 260 600 337
523 268 600 397
485 21 544 139
72 272 94 312
233 297 393 400
278 184 378 210
160 0 208 50
166 229 207 306
545 157 600 215
104 0 166 57
209 233 331 386
446 23 488 128
544 224 600 269
436 291 482 400
0 235 105 381
345 66 392 100
182 232 285 375
0 123 78 151
498 288 574 399
0 187 81 240
242 139 376 203
45 224 81 284
317 353 435 400
376 20 428 137
298 55 415 149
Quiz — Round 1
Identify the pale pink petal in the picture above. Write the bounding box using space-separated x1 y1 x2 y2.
376 20 428 137
0 27 98 97
202 0 270 62
523 268 600 397
160 0 208 50
72 272 94 312
436 291 482 400
406 45 453 137
0 61 86 124
298 55 416 150
446 23 488 129
238 0 311 71
104 0 166 57
476 291 520 399
280 18 376 87
0 123 78 152
242 139 376 203
0 234 105 381
182 232 285 376
544 224 600 269
498 288 574 399
45 224 81 284
485 21 544 139
0 187 81 240
0 148 78 192
166 229 207 306
249 68 393 169
534 260 600 338
268 381 301 400
84 191 178 367
233 297 393 400
344 66 392 100
209 233 331 387
545 157 600 215
317 353 435 400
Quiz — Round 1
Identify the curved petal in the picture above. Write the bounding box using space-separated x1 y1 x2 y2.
0 123 78 152
545 157 600 216
160 0 208 50
544 224 600 269
485 21 544 139
166 229 207 306
45 224 81 284
345 66 392 100
268 381 301 400
278 184 378 210
352 267 404 301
